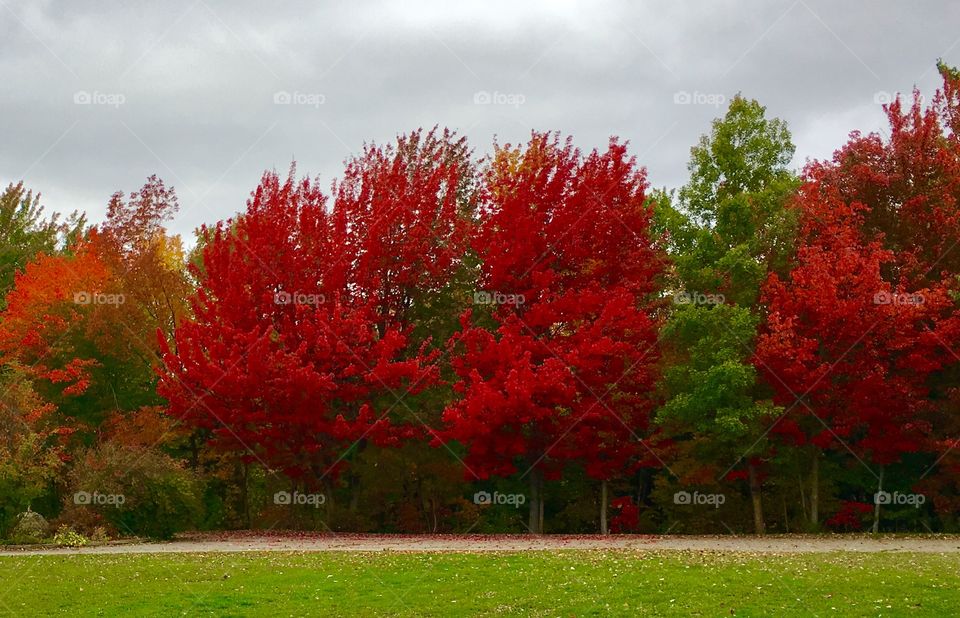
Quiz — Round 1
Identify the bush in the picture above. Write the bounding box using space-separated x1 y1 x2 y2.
0 371 62 538
65 442 203 540
52 502 115 538
8 509 49 544
89 526 110 544
52 525 88 547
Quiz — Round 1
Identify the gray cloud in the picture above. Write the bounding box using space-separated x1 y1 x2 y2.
2 0 958 241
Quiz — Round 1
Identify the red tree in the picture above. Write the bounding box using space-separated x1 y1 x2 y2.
159 130 472 491
811 64 960 286
159 171 434 484
328 127 474 329
440 134 664 533
0 244 112 399
755 182 955 527
762 64 960 528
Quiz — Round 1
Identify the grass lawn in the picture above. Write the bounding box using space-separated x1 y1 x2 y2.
0 550 956 616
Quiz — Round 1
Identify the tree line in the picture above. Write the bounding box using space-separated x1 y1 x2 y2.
2 63 960 540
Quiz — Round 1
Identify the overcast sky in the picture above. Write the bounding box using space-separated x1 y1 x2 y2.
3 0 959 242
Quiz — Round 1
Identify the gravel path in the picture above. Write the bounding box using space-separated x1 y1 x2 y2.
3 533 960 556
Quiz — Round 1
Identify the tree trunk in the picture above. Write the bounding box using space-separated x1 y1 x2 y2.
782 495 790 533
240 461 251 529
872 465 885 534
798 471 808 522
189 433 200 470
748 462 765 535
810 450 819 527
539 489 545 533
348 439 367 513
322 477 335 511
528 469 543 534
600 479 609 535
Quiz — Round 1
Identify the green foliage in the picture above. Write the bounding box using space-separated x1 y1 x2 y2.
65 442 203 540
0 370 62 537
662 96 800 307
52 525 89 547
938 58 960 82
0 182 85 308
659 304 773 438
657 96 795 494
680 96 795 223
0 431 61 535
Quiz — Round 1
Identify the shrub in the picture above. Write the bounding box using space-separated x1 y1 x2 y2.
53 502 115 538
89 526 110 544
8 509 49 544
66 442 203 540
52 525 88 547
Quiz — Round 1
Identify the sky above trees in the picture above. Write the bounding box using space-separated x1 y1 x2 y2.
2 0 959 243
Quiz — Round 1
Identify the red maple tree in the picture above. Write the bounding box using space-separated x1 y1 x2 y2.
159 130 473 486
755 181 955 517
440 133 664 532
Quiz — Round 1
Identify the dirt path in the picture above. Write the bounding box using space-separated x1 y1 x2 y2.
4 533 960 556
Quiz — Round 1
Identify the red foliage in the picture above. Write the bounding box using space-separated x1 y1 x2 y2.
609 496 640 533
0 243 111 396
440 133 665 482
758 68 960 468
756 184 955 464
809 69 960 287
159 130 472 482
825 501 873 531
328 128 474 326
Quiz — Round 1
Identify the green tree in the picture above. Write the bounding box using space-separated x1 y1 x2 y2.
656 95 799 534
0 182 84 308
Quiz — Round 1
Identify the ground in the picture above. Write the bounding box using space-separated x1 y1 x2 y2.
2 535 959 615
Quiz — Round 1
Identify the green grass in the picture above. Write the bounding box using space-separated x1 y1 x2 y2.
0 550 956 616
